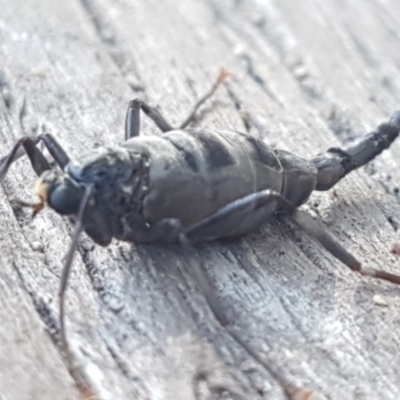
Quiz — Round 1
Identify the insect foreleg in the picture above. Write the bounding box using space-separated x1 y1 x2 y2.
40 133 70 169
0 134 70 183
0 137 50 181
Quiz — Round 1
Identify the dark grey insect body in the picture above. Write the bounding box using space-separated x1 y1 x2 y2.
66 128 315 246
1 70 400 352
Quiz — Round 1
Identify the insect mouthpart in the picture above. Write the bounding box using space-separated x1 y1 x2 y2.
34 177 51 203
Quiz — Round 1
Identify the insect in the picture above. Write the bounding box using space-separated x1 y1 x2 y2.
1 69 400 353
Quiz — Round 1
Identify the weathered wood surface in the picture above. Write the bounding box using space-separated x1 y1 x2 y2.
1 0 400 399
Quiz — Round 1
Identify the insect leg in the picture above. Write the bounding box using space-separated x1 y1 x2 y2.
125 98 174 138
184 189 400 286
313 110 400 191
184 190 281 241
0 137 50 182
40 133 70 169
0 134 70 183
125 68 229 137
125 99 141 139
288 204 400 284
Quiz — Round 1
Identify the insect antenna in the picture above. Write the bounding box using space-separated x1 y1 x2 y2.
58 184 94 352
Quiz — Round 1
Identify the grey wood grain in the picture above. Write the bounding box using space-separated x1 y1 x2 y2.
1 0 400 399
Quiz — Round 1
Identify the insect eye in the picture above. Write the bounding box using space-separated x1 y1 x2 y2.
48 183 84 215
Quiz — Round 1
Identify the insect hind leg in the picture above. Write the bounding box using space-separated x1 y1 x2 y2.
184 189 400 286
184 190 281 241
313 110 400 191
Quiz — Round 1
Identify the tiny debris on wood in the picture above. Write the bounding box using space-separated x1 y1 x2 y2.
373 294 389 307
391 242 400 255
